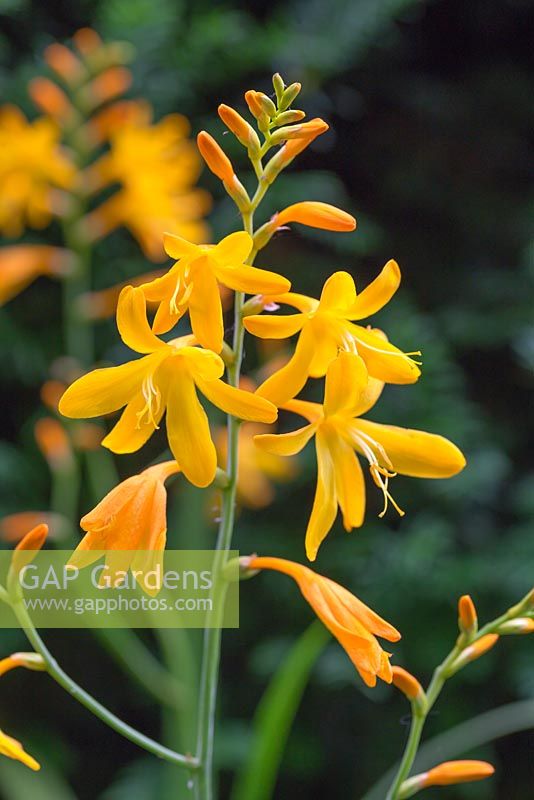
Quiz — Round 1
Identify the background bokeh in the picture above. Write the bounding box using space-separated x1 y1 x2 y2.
0 0 533 798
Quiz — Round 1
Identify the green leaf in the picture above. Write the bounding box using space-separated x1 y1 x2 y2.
231 621 329 800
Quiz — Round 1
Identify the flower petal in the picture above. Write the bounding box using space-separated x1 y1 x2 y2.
324 425 365 530
305 428 338 561
318 271 356 313
256 326 315 406
117 286 167 354
354 419 467 478
254 422 318 456
323 352 368 417
346 260 401 319
179 346 225 381
215 262 290 295
101 389 165 453
197 377 277 423
308 317 340 376
212 230 252 265
163 232 199 260
59 356 155 418
243 312 306 339
188 257 224 352
350 324 421 384
164 366 216 487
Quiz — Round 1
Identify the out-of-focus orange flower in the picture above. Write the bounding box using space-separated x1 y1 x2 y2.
0 512 63 543
72 27 102 56
71 423 104 451
28 78 72 122
87 99 151 146
10 524 48 576
34 418 72 470
82 113 211 260
40 380 67 412
215 422 297 509
0 728 40 771
82 66 132 109
0 245 74 305
0 107 75 237
421 760 495 787
68 461 180 595
244 555 400 687
44 42 86 84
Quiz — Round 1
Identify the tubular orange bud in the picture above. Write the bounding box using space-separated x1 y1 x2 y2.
271 118 331 144
391 666 424 701
276 201 356 232
86 67 132 106
44 43 85 83
28 78 71 120
264 119 329 182
218 104 260 152
449 633 499 674
0 653 45 677
197 131 235 183
497 617 534 635
423 760 495 787
458 594 478 634
10 524 48 579
0 512 61 543
244 89 264 118
73 27 103 56
34 418 72 470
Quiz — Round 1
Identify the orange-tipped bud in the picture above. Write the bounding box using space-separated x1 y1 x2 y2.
423 760 495 787
29 78 71 120
85 67 132 106
276 201 356 232
34 418 72 470
270 118 331 145
197 131 235 183
280 82 302 111
391 666 424 702
263 118 329 182
218 104 260 153
497 617 534 635
73 27 103 56
10 524 48 580
44 43 85 84
458 594 478 635
449 633 499 675
0 652 45 677
244 89 264 119
275 109 306 126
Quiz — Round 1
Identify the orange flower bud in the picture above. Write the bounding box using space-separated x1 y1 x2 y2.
34 418 72 470
86 67 132 106
29 78 71 120
10 524 48 579
458 594 477 634
73 27 103 56
497 617 534 635
276 201 356 232
0 512 62 543
0 653 45 677
244 89 264 118
197 131 235 183
449 633 499 674
218 104 260 153
270 118 331 145
423 760 495 787
44 43 85 83
391 666 424 701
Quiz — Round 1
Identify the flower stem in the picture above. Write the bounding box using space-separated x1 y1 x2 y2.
12 600 199 772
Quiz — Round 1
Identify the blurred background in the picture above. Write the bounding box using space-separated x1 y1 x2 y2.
0 0 533 798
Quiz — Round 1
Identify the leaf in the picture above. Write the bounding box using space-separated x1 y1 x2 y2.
231 621 329 800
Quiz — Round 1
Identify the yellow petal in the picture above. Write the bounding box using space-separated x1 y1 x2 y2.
212 230 253 265
243 312 306 339
346 260 401 319
117 286 167 354
256 326 315 405
318 271 356 312
179 346 225 381
350 324 421 384
101 389 165 453
215 262 290 295
308 317 340 377
152 298 185 336
254 422 318 456
354 419 467 478
323 424 365 530
163 232 199 260
140 266 178 302
59 356 157 418
305 428 338 560
197 378 277 423
164 367 216 487
323 352 368 417
284 398 324 424
188 257 224 352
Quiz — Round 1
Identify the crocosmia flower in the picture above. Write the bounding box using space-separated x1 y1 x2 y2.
140 231 291 353
59 286 277 487
244 263 421 406
255 352 465 560
244 555 400 687
0 728 40 771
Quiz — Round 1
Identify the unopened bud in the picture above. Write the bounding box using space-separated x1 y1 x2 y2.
9 524 48 592
29 78 72 120
244 90 264 118
399 761 495 798
496 618 534 635
274 109 306 126
223 175 251 213
458 594 478 636
276 201 356 232
272 73 285 103
256 92 277 118
448 633 499 675
280 82 301 111
0 653 46 676
218 104 260 155
391 666 426 712
197 131 236 184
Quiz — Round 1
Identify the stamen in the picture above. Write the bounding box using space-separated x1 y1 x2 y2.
136 374 161 429
355 335 423 366
345 427 405 519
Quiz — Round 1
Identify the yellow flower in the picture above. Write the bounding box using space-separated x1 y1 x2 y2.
0 245 73 305
83 111 210 261
0 106 74 237
215 422 297 509
243 555 400 687
244 265 421 406
0 728 40 771
68 460 180 594
255 352 465 560
142 231 291 353
59 286 277 487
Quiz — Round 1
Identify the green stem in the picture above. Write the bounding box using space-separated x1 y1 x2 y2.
12 600 198 772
